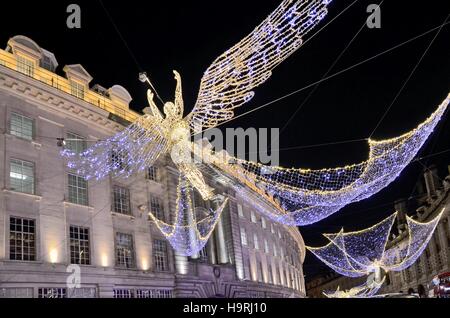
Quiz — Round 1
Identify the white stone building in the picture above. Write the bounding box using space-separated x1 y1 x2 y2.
0 35 306 298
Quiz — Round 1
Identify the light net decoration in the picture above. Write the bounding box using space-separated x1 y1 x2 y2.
323 276 386 298
306 209 444 278
148 175 228 256
209 95 449 226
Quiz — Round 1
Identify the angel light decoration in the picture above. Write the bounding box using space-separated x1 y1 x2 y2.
62 0 449 255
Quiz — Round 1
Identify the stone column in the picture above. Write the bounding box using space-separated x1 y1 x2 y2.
213 194 229 264
207 233 217 264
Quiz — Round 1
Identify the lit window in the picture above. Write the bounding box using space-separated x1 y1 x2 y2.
257 259 264 282
70 80 85 99
253 234 259 250
261 217 266 229
69 226 90 265
9 217 36 261
68 174 88 206
65 132 86 154
273 244 277 257
113 289 133 298
136 289 173 298
153 239 169 272
264 239 270 254
271 224 275 234
115 233 135 268
240 228 247 246
146 166 159 182
38 288 66 298
16 56 34 77
251 211 257 223
10 159 35 194
112 186 131 215
10 112 33 140
237 204 244 218
149 196 164 221
0 288 33 298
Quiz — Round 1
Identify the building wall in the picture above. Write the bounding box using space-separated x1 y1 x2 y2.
0 35 306 298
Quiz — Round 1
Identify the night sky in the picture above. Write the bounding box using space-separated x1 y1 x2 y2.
1 0 449 280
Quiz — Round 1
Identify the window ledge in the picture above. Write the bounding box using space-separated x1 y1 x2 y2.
111 211 135 220
63 201 94 209
3 188 42 201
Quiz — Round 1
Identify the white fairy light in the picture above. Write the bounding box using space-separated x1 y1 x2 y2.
306 209 444 279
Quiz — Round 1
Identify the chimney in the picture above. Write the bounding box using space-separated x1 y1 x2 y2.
394 199 407 232
423 165 440 199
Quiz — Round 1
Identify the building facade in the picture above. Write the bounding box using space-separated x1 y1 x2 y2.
306 165 450 297
0 35 306 298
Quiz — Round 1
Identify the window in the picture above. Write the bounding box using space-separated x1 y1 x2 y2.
240 228 247 246
10 217 36 261
69 226 90 265
261 217 266 229
136 289 173 298
65 132 86 154
10 112 33 140
38 288 67 298
110 150 128 172
17 56 34 77
257 259 264 282
273 244 277 257
237 204 244 218
146 166 159 182
10 159 35 194
271 224 275 234
70 80 85 99
0 288 33 298
153 239 169 272
112 186 131 215
149 196 164 221
278 230 282 239
68 288 96 298
199 246 208 262
264 239 270 254
68 174 88 206
253 234 259 250
115 233 135 268
251 211 257 223
268 264 273 284
113 289 133 298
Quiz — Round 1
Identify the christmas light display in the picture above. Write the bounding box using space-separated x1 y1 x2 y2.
147 175 228 256
60 0 449 256
323 276 386 298
208 95 449 225
306 209 444 278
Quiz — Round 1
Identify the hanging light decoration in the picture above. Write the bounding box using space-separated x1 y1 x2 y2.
60 0 448 256
323 276 386 298
306 209 444 278
208 96 449 226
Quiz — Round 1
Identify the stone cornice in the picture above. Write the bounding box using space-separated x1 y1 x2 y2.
0 65 124 134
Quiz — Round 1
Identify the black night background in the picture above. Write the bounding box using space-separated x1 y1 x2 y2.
1 0 449 281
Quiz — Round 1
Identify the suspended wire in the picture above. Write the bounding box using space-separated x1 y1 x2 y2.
278 1 383 136
193 21 450 137
368 12 450 139
97 0 165 105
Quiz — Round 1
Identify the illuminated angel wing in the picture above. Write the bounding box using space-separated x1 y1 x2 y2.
187 0 332 130
61 114 170 180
